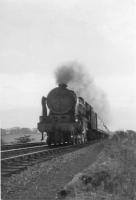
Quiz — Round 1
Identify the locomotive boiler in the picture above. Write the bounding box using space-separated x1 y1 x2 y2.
38 83 109 146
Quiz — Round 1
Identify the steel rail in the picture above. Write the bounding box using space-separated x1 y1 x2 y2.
1 145 73 161
1 142 98 177
1 144 48 153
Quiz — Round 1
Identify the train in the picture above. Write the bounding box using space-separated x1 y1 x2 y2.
38 83 109 146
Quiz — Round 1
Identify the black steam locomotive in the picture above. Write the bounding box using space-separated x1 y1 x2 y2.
38 83 109 146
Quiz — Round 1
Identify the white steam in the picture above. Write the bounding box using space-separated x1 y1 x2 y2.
55 61 110 124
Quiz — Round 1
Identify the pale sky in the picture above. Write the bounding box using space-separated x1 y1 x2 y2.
0 0 136 131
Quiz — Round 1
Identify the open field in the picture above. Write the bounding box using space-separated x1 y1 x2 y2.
57 131 136 200
1 132 42 145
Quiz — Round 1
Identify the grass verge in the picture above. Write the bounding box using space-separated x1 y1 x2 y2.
57 131 136 200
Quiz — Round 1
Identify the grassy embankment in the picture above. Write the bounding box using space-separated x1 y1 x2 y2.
57 131 136 200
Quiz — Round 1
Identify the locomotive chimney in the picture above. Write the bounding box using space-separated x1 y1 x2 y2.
58 83 67 88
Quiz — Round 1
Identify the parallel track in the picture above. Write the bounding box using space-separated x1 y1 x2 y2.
1 142 46 151
1 142 92 177
1 144 48 159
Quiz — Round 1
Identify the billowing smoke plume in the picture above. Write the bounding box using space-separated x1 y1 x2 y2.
55 61 110 124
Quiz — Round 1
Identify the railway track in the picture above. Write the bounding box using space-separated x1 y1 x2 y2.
1 142 46 151
1 142 92 177
1 143 48 159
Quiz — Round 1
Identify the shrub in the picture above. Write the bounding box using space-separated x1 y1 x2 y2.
15 135 32 144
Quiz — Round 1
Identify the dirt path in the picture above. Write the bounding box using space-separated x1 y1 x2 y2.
3 142 104 200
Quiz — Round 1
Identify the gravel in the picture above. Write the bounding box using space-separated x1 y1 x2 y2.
1 142 104 200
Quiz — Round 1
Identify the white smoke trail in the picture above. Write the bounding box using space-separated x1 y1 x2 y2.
55 61 110 124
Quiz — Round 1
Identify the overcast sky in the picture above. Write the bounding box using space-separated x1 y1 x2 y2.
0 0 136 131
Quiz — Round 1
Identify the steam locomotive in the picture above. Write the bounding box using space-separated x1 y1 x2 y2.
38 83 109 146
